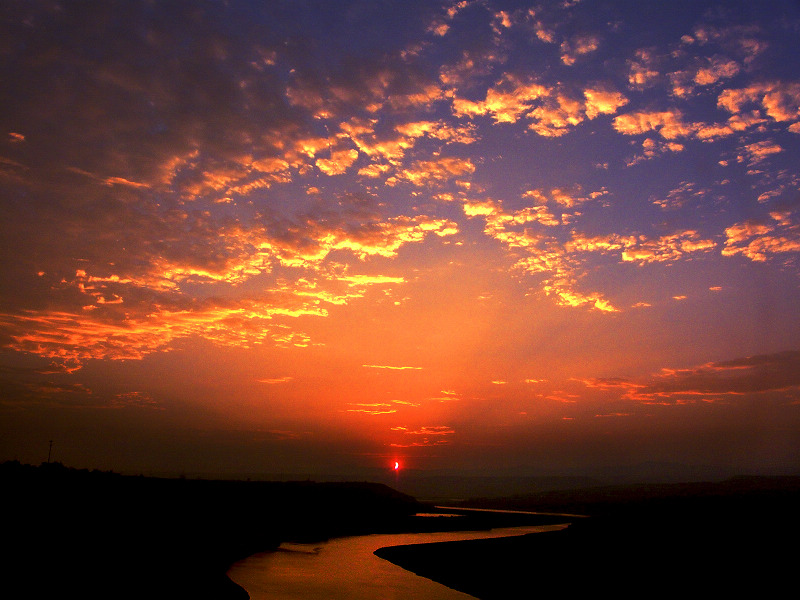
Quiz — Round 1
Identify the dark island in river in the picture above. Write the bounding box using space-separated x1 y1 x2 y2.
5 460 800 599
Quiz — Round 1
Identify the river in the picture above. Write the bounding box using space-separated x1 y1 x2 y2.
227 523 568 600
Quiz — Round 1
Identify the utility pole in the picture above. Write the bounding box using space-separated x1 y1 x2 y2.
47 440 53 463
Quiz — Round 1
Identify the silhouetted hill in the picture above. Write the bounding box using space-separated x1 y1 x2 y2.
3 461 424 599
453 475 800 515
391 473 597 502
378 476 800 598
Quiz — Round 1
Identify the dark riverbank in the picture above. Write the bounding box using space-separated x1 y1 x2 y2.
5 461 571 599
376 476 800 598
3 461 431 599
8 461 799 599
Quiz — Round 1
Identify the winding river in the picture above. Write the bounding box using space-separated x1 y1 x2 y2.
227 523 568 600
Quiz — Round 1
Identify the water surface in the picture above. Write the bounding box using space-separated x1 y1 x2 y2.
227 524 567 600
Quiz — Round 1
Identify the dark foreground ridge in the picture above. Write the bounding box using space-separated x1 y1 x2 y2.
3 461 428 599
376 477 800 598
7 461 800 599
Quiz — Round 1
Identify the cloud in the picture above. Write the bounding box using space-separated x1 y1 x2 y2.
583 89 629 119
425 0 471 37
560 34 600 66
438 52 487 87
462 180 717 312
627 48 661 89
693 56 740 86
4 197 454 365
389 156 476 186
463 196 561 232
111 391 160 409
527 93 586 137
315 148 360 176
542 283 619 313
461 193 624 311
0 298 326 370
612 97 784 147
651 181 708 209
578 377 644 392
736 141 783 167
722 212 800 262
613 109 695 139
624 351 800 404
718 82 800 123
454 82 628 138
452 75 549 124
389 424 455 446
626 137 685 166
362 364 423 370
394 120 478 145
339 275 406 287
257 376 293 384
343 118 477 168
345 403 398 415
566 230 716 264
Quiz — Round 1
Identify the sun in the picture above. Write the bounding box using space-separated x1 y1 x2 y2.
393 460 400 472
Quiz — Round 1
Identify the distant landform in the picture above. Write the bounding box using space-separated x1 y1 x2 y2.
380 476 800 597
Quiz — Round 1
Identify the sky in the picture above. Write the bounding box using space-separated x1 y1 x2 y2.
2 0 800 480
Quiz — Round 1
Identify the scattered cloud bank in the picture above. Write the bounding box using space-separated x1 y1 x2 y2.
1 1 799 472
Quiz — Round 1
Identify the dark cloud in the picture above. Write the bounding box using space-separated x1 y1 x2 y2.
631 350 800 402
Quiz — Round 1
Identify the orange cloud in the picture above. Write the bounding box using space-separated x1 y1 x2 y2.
722 213 800 262
560 34 600 66
543 282 620 312
693 56 740 86
613 109 695 139
256 376 293 384
0 298 327 370
565 230 716 264
342 118 476 169
578 377 645 392
621 351 800 404
527 94 585 137
718 82 800 123
452 75 549 124
583 88 629 119
362 364 423 370
626 137 685 165
627 49 660 88
651 181 709 210
394 120 478 145
452 75 627 138
390 157 475 187
389 425 455 447
346 403 398 415
737 141 783 166
315 147 360 176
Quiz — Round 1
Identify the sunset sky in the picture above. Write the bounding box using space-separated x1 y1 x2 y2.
2 0 799 479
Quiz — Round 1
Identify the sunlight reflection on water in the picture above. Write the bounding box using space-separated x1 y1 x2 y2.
227 525 566 600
